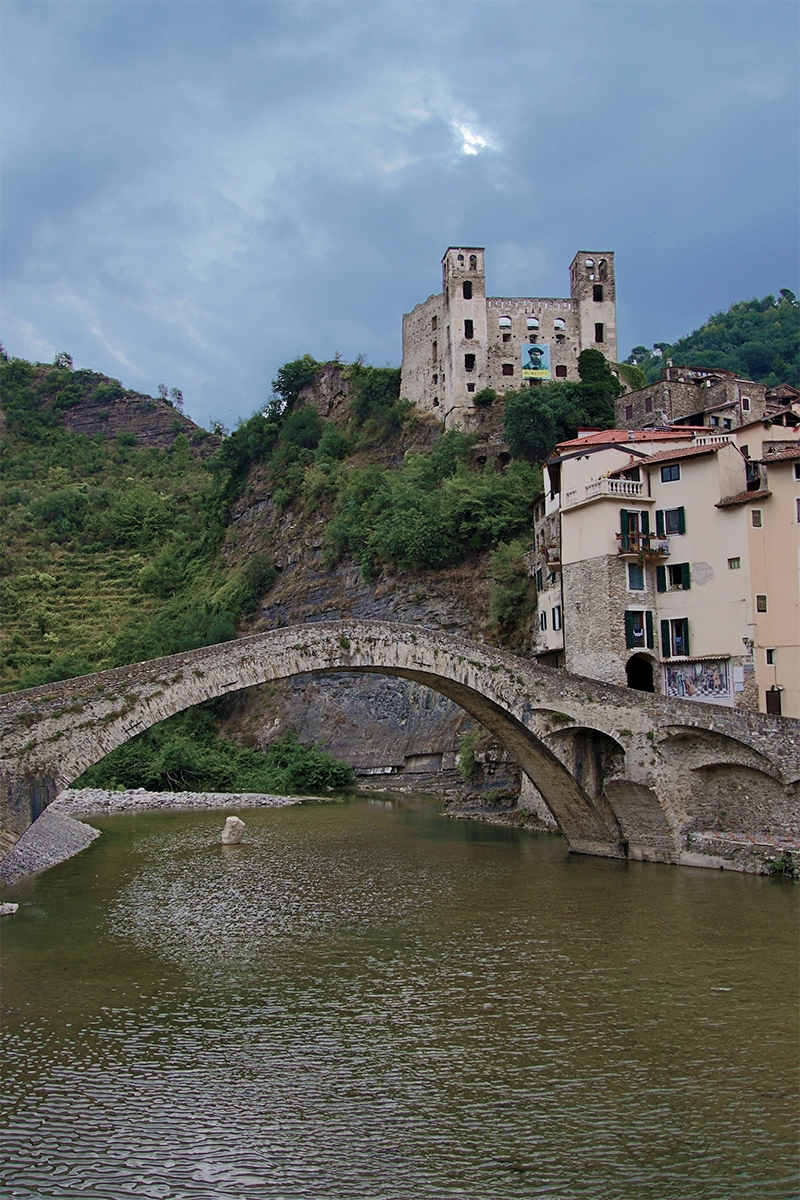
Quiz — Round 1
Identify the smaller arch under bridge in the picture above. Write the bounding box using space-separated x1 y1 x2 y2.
0 621 798 865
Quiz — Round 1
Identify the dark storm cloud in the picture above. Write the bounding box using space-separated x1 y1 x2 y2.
1 1 797 427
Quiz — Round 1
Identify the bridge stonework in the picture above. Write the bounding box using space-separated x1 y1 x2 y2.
0 622 798 868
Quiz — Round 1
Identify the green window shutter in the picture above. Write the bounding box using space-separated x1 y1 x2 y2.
681 562 691 590
656 565 667 592
656 509 665 537
641 511 650 536
625 611 636 649
620 508 629 551
677 506 686 535
645 611 654 649
661 619 671 658
682 619 690 656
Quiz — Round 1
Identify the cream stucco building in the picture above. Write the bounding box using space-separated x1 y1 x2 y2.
531 421 800 717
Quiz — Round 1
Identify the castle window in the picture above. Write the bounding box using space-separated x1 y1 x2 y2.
433 397 439 407
503 332 512 343
464 319 474 339
432 340 438 362
555 335 565 345
432 374 438 385
585 258 594 269
469 254 477 269
644 396 652 413
502 364 514 376
467 383 475 393
555 365 567 379
554 318 566 331
527 317 539 330
593 284 604 302
462 280 472 300
595 322 605 343
529 335 537 343
464 354 476 372
431 315 438 331
499 316 512 329
458 254 464 263
598 259 608 281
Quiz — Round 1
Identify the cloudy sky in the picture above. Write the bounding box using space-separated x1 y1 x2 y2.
2 1 797 429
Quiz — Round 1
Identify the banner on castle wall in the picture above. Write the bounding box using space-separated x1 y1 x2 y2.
521 342 551 379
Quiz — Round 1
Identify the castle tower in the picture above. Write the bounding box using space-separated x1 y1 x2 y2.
441 247 487 427
569 252 618 363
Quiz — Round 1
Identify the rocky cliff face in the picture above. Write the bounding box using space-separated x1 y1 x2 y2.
214 368 522 797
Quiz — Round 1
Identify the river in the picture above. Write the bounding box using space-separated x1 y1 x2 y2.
1 796 798 1199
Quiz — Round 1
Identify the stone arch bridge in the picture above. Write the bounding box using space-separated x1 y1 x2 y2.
1 621 798 866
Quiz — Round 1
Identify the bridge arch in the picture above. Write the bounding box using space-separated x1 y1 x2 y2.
1 621 796 866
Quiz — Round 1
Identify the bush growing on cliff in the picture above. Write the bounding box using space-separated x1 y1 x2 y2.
75 707 355 794
487 539 537 651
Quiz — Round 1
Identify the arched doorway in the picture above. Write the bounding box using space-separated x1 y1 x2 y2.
626 655 655 693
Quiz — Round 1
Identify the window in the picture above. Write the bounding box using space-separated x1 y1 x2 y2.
711 416 720 427
796 497 800 523
598 259 608 281
553 318 566 332
766 689 782 716
432 340 438 362
462 281 472 300
656 507 686 536
467 383 475 393
661 617 690 657
499 315 512 329
728 557 740 570
464 354 475 372
623 467 641 481
503 332 512 343
432 397 439 407
540 611 547 631
755 594 768 613
766 648 776 665
431 315 438 331
458 253 464 263
595 323 604 343
625 405 633 420
502 363 514 376
741 445 749 458
593 284 604 302
628 563 645 591
644 396 652 413
794 462 800 480
751 509 762 528
555 365 567 379
464 319 474 339
624 610 654 650
552 605 562 631
656 562 690 591
469 254 477 270
741 396 750 411
585 258 594 273
527 317 539 330
536 568 543 591
723 419 732 430
661 463 680 482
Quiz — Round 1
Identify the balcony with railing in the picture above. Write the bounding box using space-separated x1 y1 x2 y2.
616 532 670 558
563 477 647 509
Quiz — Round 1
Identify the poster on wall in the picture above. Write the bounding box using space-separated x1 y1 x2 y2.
521 342 551 379
664 659 730 703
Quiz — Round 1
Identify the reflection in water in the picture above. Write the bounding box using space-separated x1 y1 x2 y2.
2 797 798 1198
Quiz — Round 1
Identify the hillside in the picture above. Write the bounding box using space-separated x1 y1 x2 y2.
0 353 543 794
625 290 799 386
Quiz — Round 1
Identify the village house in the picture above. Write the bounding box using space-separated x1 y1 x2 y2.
615 363 800 433
530 419 800 717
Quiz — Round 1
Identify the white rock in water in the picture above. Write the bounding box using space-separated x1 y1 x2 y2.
0 903 19 916
221 815 246 844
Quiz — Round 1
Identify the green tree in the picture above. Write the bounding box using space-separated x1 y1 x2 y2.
271 355 322 412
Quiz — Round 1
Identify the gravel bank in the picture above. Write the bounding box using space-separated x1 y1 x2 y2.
52 788 308 815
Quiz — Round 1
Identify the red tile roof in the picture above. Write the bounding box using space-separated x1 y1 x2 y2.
716 489 771 508
555 428 692 451
610 443 725 474
760 445 800 461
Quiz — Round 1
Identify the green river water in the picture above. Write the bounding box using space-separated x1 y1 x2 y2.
1 796 798 1199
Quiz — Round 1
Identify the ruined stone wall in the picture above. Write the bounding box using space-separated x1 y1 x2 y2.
618 377 768 430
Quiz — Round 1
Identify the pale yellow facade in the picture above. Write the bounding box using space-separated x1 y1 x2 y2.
532 425 800 715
